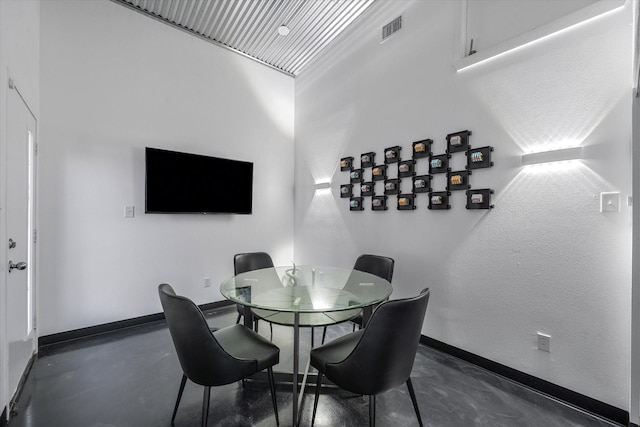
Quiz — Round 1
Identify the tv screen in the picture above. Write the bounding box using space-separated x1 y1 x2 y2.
145 147 253 214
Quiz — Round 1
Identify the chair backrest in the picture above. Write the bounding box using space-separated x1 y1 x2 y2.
234 252 274 275
158 284 256 386
326 288 430 395
353 254 394 282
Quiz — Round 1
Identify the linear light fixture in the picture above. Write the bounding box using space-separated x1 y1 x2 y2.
521 147 583 166
314 181 331 190
455 0 624 72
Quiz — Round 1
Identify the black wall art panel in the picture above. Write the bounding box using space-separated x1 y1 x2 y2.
467 146 494 170
397 194 416 210
340 129 494 212
447 130 471 154
340 184 353 198
372 196 388 211
384 146 401 164
413 175 431 194
360 152 375 168
412 139 432 159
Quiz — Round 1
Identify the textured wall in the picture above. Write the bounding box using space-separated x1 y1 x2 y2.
294 0 632 410
38 0 295 335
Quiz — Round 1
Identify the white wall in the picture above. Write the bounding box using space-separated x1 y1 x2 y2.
0 0 40 417
294 0 632 411
38 0 295 336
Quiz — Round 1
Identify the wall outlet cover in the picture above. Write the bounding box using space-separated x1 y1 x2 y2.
537 332 551 352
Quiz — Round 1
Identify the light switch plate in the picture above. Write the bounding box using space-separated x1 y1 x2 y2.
600 192 620 213
124 205 135 218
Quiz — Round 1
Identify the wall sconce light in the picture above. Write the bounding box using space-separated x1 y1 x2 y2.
521 147 582 166
314 181 331 190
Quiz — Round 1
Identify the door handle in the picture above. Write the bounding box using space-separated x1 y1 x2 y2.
8 261 27 273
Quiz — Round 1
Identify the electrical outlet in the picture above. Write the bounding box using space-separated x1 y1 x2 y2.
204 277 212 288
537 332 551 352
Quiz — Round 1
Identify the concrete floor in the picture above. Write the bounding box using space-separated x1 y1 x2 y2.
8 305 621 427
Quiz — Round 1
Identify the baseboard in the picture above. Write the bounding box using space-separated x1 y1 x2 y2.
421 336 629 426
8 353 36 422
39 300 233 348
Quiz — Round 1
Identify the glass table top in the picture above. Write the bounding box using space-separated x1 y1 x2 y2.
220 265 393 316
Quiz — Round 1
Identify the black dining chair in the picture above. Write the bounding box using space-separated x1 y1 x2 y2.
158 283 280 426
349 254 394 329
234 252 275 338
320 254 395 343
310 288 430 427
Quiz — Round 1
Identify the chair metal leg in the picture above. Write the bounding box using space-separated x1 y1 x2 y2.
267 367 279 426
311 327 315 348
406 378 423 427
236 313 241 324
369 395 375 427
270 322 273 341
202 386 211 427
311 372 323 426
171 374 188 425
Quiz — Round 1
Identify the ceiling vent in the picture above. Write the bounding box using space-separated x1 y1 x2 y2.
381 16 402 42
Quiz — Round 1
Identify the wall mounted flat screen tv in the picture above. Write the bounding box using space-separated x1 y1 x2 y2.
145 147 253 214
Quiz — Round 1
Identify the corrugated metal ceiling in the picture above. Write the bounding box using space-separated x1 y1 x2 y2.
111 0 377 76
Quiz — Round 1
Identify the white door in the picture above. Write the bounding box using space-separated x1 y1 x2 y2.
6 81 37 411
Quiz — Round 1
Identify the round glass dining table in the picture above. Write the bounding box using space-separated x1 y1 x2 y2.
220 265 393 426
